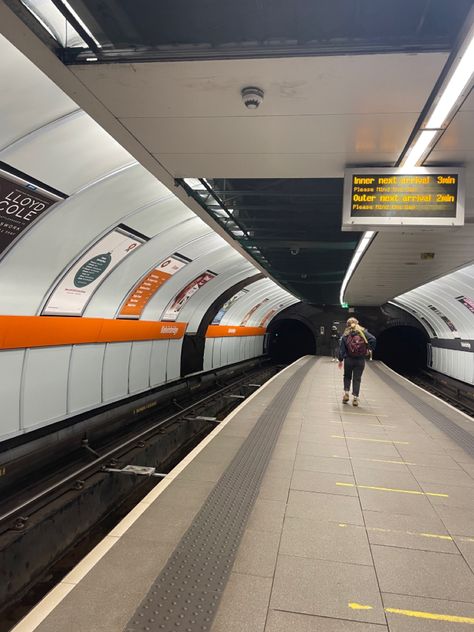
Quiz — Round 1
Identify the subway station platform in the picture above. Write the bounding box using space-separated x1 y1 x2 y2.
13 357 474 632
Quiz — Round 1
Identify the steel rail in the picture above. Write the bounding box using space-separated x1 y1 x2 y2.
0 369 269 529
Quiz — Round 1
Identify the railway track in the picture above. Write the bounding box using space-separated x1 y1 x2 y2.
405 368 474 418
0 361 279 630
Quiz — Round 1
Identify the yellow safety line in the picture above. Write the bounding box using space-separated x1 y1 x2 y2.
385 607 474 624
332 455 415 465
332 435 409 445
336 482 449 497
338 523 458 541
349 603 474 624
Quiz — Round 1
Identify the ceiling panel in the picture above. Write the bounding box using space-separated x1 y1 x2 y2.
345 226 474 306
71 54 447 118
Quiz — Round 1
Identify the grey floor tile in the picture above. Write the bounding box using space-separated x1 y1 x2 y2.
297 440 349 458
232 529 281 578
347 444 402 459
247 498 287 533
348 456 413 472
352 466 421 490
290 470 357 496
264 457 295 478
395 451 462 469
409 465 474 487
294 453 354 476
212 572 273 632
258 473 291 502
280 515 372 565
362 510 457 554
419 481 474 509
286 490 364 525
382 592 474 631
453 536 474 573
36 540 173 632
435 505 474 537
358 488 441 518
265 610 388 631
372 544 474 602
178 459 228 483
270 555 385 624
155 479 216 510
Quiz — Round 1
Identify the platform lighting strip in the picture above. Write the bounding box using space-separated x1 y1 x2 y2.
340 12 474 306
339 231 375 306
402 14 474 167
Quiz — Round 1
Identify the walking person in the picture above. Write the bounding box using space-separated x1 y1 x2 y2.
330 325 339 361
338 317 376 406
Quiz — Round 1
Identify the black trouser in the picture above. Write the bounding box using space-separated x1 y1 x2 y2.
343 356 365 397
330 339 339 359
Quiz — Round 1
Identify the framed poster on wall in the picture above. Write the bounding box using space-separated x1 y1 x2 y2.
162 270 217 322
0 166 64 258
42 224 148 316
118 252 191 319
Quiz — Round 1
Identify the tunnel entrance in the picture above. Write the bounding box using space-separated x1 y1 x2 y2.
374 325 428 374
267 318 316 364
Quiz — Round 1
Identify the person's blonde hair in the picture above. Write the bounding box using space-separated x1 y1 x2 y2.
344 317 368 342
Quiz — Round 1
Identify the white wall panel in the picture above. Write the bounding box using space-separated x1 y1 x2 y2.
166 340 183 382
0 350 24 439
68 344 104 413
102 342 132 402
203 339 214 372
22 347 71 429
212 338 223 368
129 341 152 393
0 34 76 150
1 111 132 195
149 340 169 387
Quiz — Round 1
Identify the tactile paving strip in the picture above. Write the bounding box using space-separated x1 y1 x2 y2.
373 364 474 457
125 360 312 632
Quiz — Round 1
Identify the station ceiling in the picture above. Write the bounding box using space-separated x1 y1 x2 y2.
64 0 471 61
1 0 473 307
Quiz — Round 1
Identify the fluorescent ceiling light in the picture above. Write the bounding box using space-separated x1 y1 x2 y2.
339 231 375 306
402 130 438 168
426 34 474 129
60 0 102 48
401 15 474 167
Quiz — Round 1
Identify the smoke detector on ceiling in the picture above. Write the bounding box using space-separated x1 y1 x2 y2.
241 86 264 109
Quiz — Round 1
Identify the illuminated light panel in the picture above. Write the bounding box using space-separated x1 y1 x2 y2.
402 130 438 168
339 231 375 306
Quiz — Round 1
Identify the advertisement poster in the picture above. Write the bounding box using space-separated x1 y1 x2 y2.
240 297 269 327
211 288 249 325
118 252 191 319
455 295 474 315
427 304 458 333
259 303 285 328
0 168 62 257
162 270 217 322
43 225 147 316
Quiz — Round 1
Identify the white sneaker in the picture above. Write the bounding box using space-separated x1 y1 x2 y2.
342 392 349 403
352 397 359 407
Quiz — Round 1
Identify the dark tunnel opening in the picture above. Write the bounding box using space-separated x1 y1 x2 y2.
267 318 316 364
374 325 428 374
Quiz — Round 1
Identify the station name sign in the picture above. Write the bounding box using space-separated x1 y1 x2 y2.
342 167 464 230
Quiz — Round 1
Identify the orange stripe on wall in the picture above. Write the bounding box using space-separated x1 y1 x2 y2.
206 325 266 338
0 316 187 350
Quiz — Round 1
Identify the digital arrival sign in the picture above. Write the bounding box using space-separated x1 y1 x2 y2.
342 167 464 231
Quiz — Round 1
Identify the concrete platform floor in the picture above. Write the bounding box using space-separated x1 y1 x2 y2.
13 357 474 632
